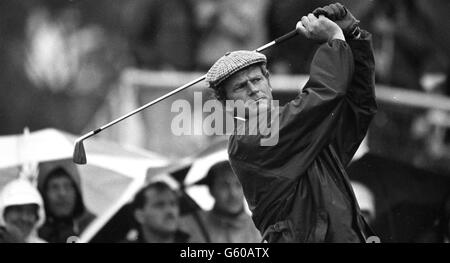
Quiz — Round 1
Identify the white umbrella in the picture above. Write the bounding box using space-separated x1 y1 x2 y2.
0 128 170 218
181 139 253 216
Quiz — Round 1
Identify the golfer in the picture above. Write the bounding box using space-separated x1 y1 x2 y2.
206 3 377 242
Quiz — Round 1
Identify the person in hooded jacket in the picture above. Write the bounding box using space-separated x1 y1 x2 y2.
0 178 46 243
37 166 96 243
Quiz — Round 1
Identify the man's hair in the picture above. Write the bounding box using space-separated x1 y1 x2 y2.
46 167 71 179
132 181 177 210
205 161 235 189
210 63 270 103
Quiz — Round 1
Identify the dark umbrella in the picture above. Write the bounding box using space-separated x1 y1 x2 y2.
347 153 450 242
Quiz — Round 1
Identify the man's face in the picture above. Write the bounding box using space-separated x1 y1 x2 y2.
4 204 39 240
223 65 273 106
135 188 179 235
46 175 77 218
210 170 244 215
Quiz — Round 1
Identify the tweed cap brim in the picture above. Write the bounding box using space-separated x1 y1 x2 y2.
206 50 267 89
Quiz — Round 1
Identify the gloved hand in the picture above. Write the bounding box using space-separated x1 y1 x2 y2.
296 14 345 42
312 3 360 37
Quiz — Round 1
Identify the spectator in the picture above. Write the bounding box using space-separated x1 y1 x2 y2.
126 181 190 243
131 0 197 71
193 0 270 70
37 167 96 243
181 161 261 242
0 179 46 243
363 0 450 93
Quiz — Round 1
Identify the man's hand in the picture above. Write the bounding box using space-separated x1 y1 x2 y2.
296 14 345 42
312 3 359 37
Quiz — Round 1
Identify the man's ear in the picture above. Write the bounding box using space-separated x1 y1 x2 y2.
134 209 144 225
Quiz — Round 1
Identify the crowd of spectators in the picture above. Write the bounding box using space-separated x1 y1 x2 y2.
129 0 449 97
0 0 449 243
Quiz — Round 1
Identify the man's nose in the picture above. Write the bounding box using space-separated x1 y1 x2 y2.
166 204 179 215
230 186 242 197
56 189 67 197
18 212 34 223
247 82 259 95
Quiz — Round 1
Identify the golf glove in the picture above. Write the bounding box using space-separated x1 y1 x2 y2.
313 3 360 39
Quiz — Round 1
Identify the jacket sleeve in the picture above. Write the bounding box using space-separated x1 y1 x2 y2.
264 39 354 169
330 31 377 167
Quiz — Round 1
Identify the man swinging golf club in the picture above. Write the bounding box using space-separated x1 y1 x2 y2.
206 3 377 242
72 2 376 243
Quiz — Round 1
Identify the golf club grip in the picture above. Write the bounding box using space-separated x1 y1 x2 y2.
255 29 299 52
274 29 299 45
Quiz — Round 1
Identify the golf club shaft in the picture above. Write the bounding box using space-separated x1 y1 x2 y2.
78 29 299 142
255 29 299 52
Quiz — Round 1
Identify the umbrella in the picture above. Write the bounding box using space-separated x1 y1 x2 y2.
0 128 171 234
182 139 229 211
83 138 230 243
85 158 196 243
347 153 450 242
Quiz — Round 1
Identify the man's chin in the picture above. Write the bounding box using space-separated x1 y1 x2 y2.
245 98 264 107
160 226 178 235
53 211 74 219
257 99 271 109
161 220 178 231
14 225 33 240
245 99 272 115
225 204 245 215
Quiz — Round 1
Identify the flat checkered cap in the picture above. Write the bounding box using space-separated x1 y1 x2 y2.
206 50 267 89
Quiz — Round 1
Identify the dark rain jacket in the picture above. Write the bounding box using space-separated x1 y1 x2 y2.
228 32 377 243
